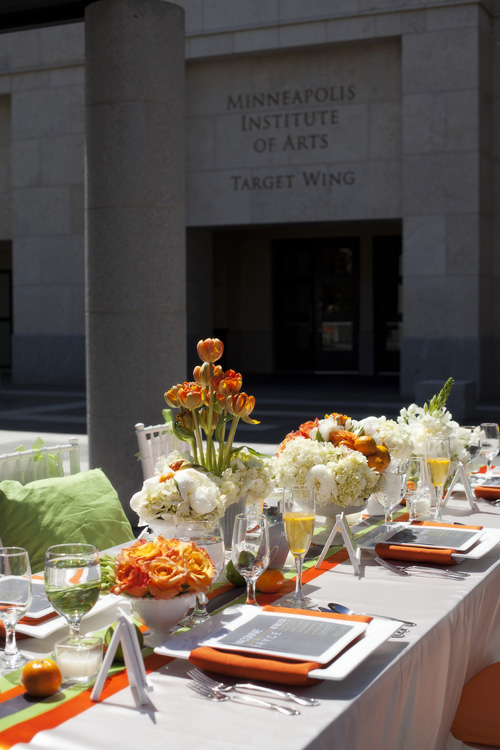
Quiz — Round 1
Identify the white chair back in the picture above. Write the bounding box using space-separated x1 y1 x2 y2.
135 422 187 480
0 438 81 485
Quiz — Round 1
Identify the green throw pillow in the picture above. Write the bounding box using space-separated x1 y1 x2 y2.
0 469 135 573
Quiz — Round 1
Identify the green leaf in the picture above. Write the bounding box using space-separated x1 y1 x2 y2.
230 445 273 460
14 445 26 452
32 437 45 451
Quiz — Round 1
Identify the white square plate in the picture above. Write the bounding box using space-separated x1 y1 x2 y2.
154 605 399 682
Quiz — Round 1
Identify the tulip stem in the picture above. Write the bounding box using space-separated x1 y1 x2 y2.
206 369 216 473
192 410 205 467
222 417 239 470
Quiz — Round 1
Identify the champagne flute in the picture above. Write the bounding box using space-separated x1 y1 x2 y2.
405 457 424 522
480 423 499 477
426 437 451 522
232 514 270 606
44 544 100 638
176 521 224 626
0 547 32 669
280 486 316 610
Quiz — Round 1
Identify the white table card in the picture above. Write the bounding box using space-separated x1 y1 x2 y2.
91 608 152 706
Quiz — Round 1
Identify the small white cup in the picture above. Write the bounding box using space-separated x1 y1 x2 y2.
55 636 103 686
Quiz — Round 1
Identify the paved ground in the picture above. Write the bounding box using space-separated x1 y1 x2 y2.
2 373 500 467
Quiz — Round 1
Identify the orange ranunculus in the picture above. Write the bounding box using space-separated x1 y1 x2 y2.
164 385 181 408
298 419 319 438
176 409 195 431
193 362 212 386
182 542 216 592
112 557 150 597
197 338 224 363
177 382 206 410
217 369 243 396
147 556 188 600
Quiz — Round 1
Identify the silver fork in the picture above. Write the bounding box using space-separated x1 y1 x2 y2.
374 556 467 580
188 667 319 706
188 681 300 715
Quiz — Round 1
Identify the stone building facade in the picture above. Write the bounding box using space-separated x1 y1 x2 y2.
0 0 498 399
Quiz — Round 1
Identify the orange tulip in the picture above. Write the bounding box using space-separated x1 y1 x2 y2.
176 409 195 431
164 385 181 409
209 365 225 390
227 392 256 418
177 382 206 410
193 362 212 386
217 369 243 396
197 338 224 363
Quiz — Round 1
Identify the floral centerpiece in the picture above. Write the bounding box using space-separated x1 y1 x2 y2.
274 412 391 512
101 536 217 642
130 338 275 530
101 536 216 600
397 378 473 464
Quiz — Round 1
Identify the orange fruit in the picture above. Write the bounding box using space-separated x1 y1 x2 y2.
256 569 286 594
367 445 391 473
21 659 62 697
353 435 378 456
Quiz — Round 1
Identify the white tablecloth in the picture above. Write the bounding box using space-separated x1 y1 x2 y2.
8 496 500 750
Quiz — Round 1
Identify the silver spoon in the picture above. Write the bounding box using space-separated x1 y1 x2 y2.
328 601 417 628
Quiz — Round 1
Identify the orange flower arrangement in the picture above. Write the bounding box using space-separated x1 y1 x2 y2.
164 337 260 476
102 536 216 601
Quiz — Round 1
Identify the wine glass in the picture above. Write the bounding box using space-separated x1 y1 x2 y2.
377 459 409 523
480 423 499 477
461 426 482 478
426 437 451 522
44 544 101 638
176 521 225 626
0 547 32 670
404 457 423 522
279 486 316 610
231 513 270 606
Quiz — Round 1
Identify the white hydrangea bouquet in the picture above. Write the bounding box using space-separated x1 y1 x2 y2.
274 412 392 511
131 337 275 527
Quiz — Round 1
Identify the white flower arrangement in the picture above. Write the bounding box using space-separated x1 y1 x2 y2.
130 448 275 526
274 436 380 509
397 403 468 462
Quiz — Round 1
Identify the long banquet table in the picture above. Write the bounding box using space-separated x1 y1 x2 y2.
3 493 500 750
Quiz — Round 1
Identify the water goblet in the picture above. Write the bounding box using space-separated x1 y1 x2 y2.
405 457 423 522
279 486 316 610
231 513 270 606
426 437 451 522
176 521 225 626
0 547 32 670
376 459 409 523
480 423 499 477
461 426 482 478
44 544 101 638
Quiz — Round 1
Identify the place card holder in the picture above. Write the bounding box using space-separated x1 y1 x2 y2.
91 608 152 706
441 463 479 512
315 512 360 575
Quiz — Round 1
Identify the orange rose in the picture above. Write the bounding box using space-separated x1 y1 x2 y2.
112 557 150 597
183 542 216 592
121 540 160 564
147 556 188 600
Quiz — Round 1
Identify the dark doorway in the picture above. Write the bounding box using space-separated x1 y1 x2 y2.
272 237 360 372
373 235 402 374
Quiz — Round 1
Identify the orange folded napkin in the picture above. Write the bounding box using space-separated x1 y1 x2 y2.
188 605 371 686
474 484 500 500
375 521 483 566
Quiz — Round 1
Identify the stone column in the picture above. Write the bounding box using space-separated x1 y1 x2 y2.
400 13 489 399
85 0 186 522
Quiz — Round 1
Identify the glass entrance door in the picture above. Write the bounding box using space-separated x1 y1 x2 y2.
273 238 360 372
